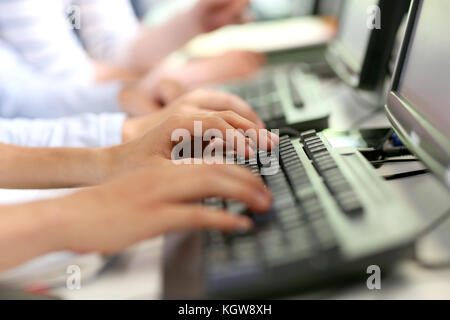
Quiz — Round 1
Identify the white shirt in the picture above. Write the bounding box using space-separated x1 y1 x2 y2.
0 40 123 118
0 41 126 147
0 0 139 82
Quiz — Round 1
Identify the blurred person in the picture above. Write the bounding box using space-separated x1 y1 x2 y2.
0 64 264 148
0 111 278 189
0 110 277 272
0 164 272 272
0 40 265 148
0 40 187 119
0 110 275 274
0 0 264 89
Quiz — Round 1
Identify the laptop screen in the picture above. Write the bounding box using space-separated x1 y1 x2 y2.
397 1 450 138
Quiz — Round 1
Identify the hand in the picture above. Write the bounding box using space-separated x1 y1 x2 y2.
201 51 266 83
122 88 266 141
190 0 251 33
112 110 279 178
155 51 266 87
51 164 272 254
119 79 188 116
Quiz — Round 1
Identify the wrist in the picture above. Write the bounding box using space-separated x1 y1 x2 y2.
118 84 148 116
122 118 138 143
0 200 70 269
94 147 119 183
32 194 92 254
32 200 71 253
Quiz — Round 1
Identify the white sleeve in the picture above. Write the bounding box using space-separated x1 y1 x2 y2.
0 114 126 148
0 42 122 119
0 0 94 82
74 0 140 64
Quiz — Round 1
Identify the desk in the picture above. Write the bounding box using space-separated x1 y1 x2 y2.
1 83 449 300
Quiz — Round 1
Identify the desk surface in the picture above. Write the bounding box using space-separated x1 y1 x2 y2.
1 80 449 300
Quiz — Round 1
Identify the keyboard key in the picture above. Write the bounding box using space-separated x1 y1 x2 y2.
288 77 304 108
300 130 317 142
203 135 347 295
204 198 224 210
226 200 247 215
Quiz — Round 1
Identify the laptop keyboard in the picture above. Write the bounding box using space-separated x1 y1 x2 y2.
203 132 366 290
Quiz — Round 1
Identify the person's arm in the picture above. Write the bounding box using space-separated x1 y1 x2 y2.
130 0 251 71
0 40 166 118
0 43 120 118
0 144 111 189
76 0 250 72
0 164 272 272
0 108 276 189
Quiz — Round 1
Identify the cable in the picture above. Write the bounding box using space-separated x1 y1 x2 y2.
370 158 419 166
371 158 418 164
382 169 429 181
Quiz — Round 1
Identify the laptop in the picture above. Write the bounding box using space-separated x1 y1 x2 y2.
163 0 449 299
221 0 410 131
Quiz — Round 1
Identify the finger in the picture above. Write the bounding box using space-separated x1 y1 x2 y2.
166 112 278 156
205 137 256 160
212 164 267 193
187 89 264 127
213 0 250 26
158 79 188 105
213 111 279 151
200 0 230 10
234 11 254 24
168 113 254 157
155 205 254 233
157 165 271 212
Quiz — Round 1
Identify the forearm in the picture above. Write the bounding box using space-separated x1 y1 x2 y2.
0 201 63 272
0 144 112 189
129 12 201 71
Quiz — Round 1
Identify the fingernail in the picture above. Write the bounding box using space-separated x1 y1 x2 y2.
235 218 253 230
256 192 270 207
